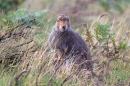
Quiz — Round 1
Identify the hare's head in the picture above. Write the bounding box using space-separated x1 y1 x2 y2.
56 14 70 32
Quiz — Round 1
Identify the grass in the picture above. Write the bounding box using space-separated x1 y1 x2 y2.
0 1 130 86
105 60 130 84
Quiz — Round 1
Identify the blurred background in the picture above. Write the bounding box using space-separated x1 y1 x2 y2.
1 0 130 24
26 0 130 22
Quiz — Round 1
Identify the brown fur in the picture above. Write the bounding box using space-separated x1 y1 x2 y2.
48 14 92 71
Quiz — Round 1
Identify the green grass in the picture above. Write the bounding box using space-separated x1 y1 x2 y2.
105 61 130 84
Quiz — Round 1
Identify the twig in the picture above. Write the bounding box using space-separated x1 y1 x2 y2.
14 39 33 48
60 73 73 86
0 18 35 42
102 40 111 79
103 58 110 78
115 78 130 86
8 69 28 86
13 18 35 29
120 57 130 63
